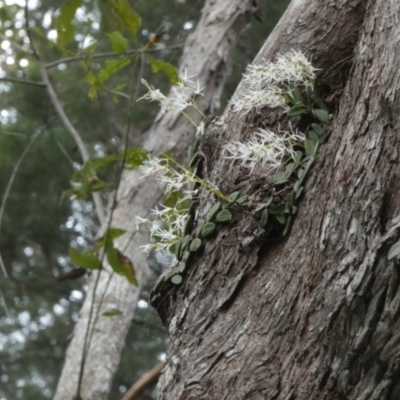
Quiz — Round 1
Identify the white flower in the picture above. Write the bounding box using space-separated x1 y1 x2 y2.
231 50 317 114
231 89 288 114
223 127 305 172
138 205 189 253
138 69 204 114
244 50 317 90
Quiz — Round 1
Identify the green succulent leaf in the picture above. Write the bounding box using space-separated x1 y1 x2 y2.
189 238 203 252
171 274 183 285
275 213 286 225
311 123 324 136
215 209 232 223
268 203 286 215
309 131 320 145
314 109 330 124
201 222 216 238
287 104 309 117
304 139 315 157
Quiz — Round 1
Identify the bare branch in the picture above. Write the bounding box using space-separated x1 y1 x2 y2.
0 77 46 87
0 129 27 138
24 5 106 225
121 362 164 400
0 117 56 277
0 33 33 54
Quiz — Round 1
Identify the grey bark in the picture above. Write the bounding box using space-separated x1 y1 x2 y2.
157 0 400 399
53 1 258 399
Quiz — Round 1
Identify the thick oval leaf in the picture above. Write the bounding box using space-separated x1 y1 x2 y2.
314 109 330 124
171 274 183 285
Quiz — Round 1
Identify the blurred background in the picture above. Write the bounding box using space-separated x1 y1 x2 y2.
0 0 289 398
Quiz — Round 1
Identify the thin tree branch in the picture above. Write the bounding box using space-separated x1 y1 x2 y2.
45 44 184 69
0 33 33 54
0 77 46 87
0 129 27 138
56 140 75 167
0 284 10 317
0 117 56 277
121 362 164 400
24 5 106 225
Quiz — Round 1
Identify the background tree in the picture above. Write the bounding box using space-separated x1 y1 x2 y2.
151 0 400 398
0 0 288 399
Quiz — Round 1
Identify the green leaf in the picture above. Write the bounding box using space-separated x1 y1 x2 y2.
282 216 292 236
293 150 303 164
189 238 202 252
311 123 324 136
309 131 320 145
229 191 240 203
89 180 108 192
304 139 315 157
97 228 126 247
109 0 141 37
288 82 303 104
215 209 232 223
56 0 82 48
82 154 121 175
269 203 286 215
103 309 122 317
106 31 128 54
313 109 330 124
69 247 101 270
98 58 131 83
146 55 179 85
260 209 269 227
287 104 309 117
106 243 137 285
285 162 296 176
124 147 149 170
275 213 286 225
171 274 183 285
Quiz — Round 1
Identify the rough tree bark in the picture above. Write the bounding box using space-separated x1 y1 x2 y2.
54 1 259 399
157 0 400 399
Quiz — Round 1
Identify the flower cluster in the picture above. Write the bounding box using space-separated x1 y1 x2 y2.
137 155 224 252
138 69 204 116
137 205 188 253
224 127 305 173
231 50 317 114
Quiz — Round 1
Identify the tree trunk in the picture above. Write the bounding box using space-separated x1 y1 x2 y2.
54 1 258 399
157 0 400 399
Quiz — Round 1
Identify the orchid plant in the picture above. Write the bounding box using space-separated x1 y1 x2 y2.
137 50 323 254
